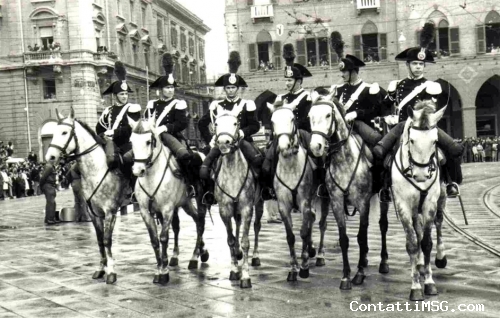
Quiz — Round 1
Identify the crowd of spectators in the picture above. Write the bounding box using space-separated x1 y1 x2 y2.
458 137 500 163
26 42 61 53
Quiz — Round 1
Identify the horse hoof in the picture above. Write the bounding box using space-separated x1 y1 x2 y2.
169 257 179 267
424 284 438 295
379 263 390 274
92 270 106 279
229 271 240 281
409 288 424 301
159 273 170 285
352 273 366 285
287 271 298 282
201 251 210 263
236 251 243 261
308 247 317 258
316 258 325 267
251 257 261 267
435 256 447 269
240 278 252 289
339 279 352 290
106 273 117 285
417 264 426 276
188 260 198 270
153 274 160 284
299 268 309 279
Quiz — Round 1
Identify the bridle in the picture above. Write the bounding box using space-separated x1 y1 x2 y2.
215 113 241 152
48 120 99 161
401 124 438 180
132 131 160 169
271 107 299 152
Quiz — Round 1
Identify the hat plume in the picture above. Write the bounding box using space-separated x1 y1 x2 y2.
114 61 126 81
283 43 296 67
228 51 241 73
420 22 435 49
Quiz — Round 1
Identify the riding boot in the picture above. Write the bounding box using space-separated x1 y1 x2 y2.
200 147 221 180
379 168 392 203
373 122 405 160
239 140 263 175
160 132 193 161
353 120 383 147
183 166 197 198
201 179 216 205
443 160 460 198
105 139 119 170
315 167 329 198
261 140 278 200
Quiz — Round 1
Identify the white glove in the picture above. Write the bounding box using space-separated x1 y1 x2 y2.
239 130 245 140
104 130 114 137
384 115 399 126
156 125 168 135
345 112 357 122
209 136 216 148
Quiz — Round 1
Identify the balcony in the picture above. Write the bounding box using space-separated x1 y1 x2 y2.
356 0 380 15
24 51 63 65
250 5 273 23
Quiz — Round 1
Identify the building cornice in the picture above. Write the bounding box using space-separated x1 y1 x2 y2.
154 0 211 34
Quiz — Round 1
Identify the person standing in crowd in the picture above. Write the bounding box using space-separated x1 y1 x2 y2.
30 164 41 195
66 162 91 222
6 142 14 157
40 163 59 225
27 150 38 164
0 166 5 200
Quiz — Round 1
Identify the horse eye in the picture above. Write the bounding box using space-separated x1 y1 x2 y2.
146 141 151 145
215 123 218 127
410 139 414 144
234 123 237 126
326 114 331 118
62 131 68 135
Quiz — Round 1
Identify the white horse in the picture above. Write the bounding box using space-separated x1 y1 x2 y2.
129 116 209 285
266 101 329 281
211 113 259 288
391 101 448 301
45 108 128 284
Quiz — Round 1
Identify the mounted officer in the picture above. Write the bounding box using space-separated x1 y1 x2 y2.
96 61 141 180
146 53 201 197
198 51 263 205
373 23 464 202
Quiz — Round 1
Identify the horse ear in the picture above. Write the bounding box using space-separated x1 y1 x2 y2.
128 115 138 130
430 106 447 126
266 102 275 113
55 108 64 121
69 106 75 119
310 90 320 104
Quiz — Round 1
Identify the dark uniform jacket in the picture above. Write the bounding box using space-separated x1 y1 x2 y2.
39 164 57 188
96 103 141 147
198 98 260 144
275 88 312 132
145 98 188 138
332 81 382 127
383 77 442 122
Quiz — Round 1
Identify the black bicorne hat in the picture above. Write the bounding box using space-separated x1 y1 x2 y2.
214 51 248 87
102 61 133 95
395 22 436 63
282 43 312 79
150 53 178 89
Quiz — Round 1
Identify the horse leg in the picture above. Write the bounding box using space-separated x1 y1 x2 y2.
103 213 118 284
158 208 174 285
239 204 253 288
277 198 298 281
220 207 239 281
252 199 264 267
352 200 370 286
169 209 180 267
234 212 243 261
434 190 447 268
331 199 351 290
181 201 202 269
91 215 107 280
378 201 390 274
414 214 425 276
139 208 161 284
197 200 209 263
403 213 424 301
422 216 438 296
316 198 329 267
299 200 314 279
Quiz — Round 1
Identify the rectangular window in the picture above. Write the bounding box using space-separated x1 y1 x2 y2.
485 23 500 53
182 62 189 84
119 39 125 59
132 43 138 66
318 37 329 67
43 79 56 100
257 43 270 64
129 0 134 21
39 27 54 50
157 16 164 40
361 33 378 62
144 49 150 69
306 38 317 66
181 33 187 51
189 37 195 56
117 0 122 16
476 115 497 137
141 6 146 28
248 43 257 70
171 26 178 48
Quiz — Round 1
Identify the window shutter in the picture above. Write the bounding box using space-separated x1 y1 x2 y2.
247 0 254 5
248 43 257 71
449 27 460 54
379 33 387 60
296 39 306 65
273 41 282 69
330 50 338 66
476 25 486 54
353 35 362 60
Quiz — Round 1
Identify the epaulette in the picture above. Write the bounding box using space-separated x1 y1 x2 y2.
425 81 442 95
128 103 141 113
175 100 187 110
209 100 222 111
102 106 111 115
369 83 380 95
245 100 256 111
387 80 400 92
146 100 157 109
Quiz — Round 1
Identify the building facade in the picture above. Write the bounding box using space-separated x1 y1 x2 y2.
225 0 500 138
0 0 211 159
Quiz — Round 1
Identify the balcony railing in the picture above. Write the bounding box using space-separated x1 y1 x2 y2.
356 0 380 14
24 51 62 64
250 5 273 22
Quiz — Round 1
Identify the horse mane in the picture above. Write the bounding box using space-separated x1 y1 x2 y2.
132 119 151 134
413 100 437 129
74 119 105 145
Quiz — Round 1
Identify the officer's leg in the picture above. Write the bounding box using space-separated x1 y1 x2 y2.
373 122 405 160
239 140 263 174
378 154 392 203
353 120 383 147
261 140 278 201
200 146 221 180
437 128 463 197
160 132 193 161
105 139 119 169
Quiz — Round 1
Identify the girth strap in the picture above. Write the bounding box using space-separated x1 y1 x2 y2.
85 168 111 219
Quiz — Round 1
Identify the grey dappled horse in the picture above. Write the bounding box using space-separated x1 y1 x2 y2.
308 94 390 290
266 100 329 281
46 108 128 284
391 101 448 301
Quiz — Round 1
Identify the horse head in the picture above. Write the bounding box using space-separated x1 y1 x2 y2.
129 114 158 177
214 113 240 154
403 100 446 182
267 99 299 157
45 107 77 164
308 93 341 157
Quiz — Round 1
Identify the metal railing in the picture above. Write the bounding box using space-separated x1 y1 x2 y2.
24 51 62 63
356 0 380 9
250 5 274 19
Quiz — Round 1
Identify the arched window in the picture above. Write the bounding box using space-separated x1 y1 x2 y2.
247 30 280 71
352 20 387 62
477 11 500 53
418 11 460 57
30 8 59 51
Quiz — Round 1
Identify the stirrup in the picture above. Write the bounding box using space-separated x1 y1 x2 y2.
447 182 460 198
316 184 329 198
379 189 392 203
201 192 216 206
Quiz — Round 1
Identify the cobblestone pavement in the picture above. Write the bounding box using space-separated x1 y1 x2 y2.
0 164 500 318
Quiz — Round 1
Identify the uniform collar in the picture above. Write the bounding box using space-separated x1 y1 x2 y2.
225 97 240 103
407 74 424 80
347 78 363 86
114 102 128 107
291 88 304 95
159 97 174 102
